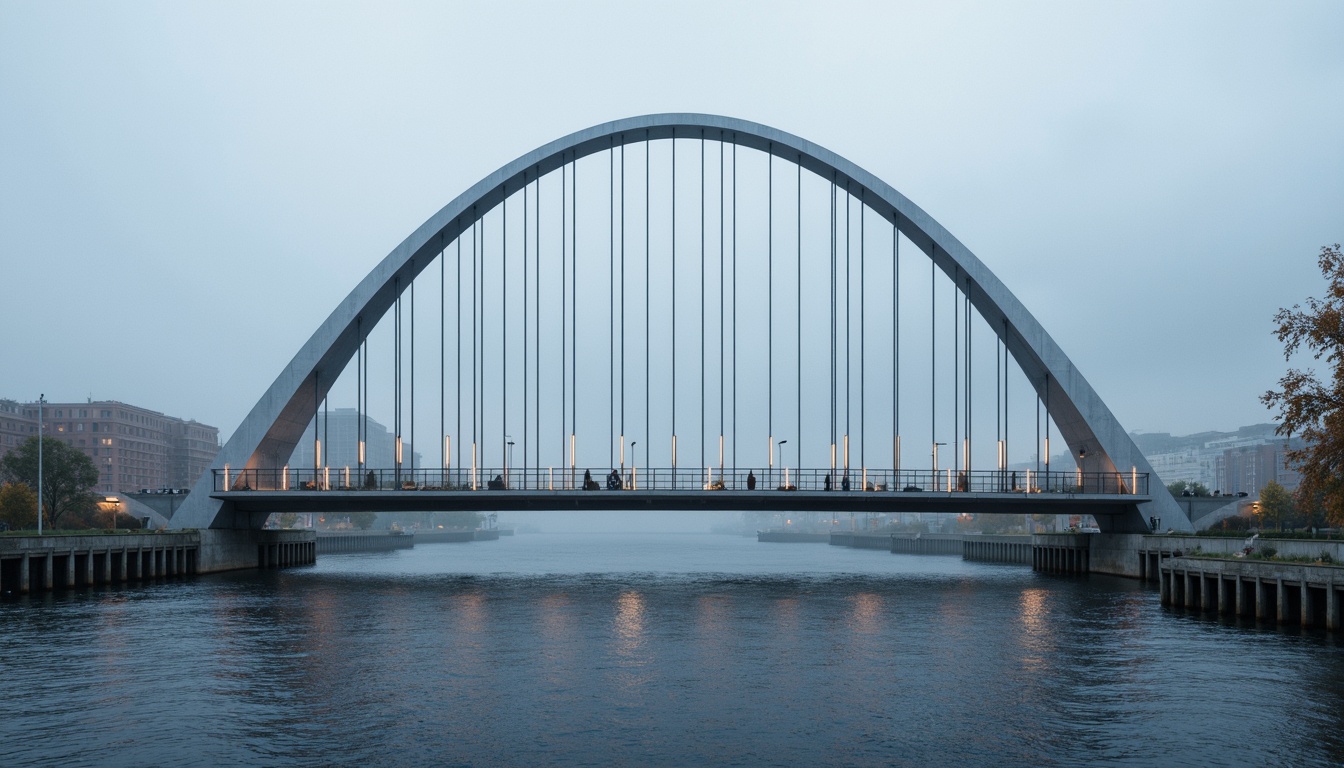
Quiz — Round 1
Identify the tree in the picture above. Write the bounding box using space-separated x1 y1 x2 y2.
1167 480 1211 497
348 511 376 530
1257 480 1294 532
0 481 38 530
1263 244 1344 525
0 436 100 529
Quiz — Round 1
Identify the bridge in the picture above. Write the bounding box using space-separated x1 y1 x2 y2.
172 113 1188 538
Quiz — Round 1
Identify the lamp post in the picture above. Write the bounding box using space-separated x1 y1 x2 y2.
37 394 44 535
631 441 638 490
776 440 788 489
506 439 515 489
106 497 121 531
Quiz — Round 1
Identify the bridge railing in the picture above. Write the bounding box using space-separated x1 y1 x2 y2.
213 466 1147 495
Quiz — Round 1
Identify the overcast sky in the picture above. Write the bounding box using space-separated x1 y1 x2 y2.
2 1 1341 449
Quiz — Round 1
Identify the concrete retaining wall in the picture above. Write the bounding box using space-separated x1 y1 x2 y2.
1160 556 1344 629
317 531 414 554
0 532 201 593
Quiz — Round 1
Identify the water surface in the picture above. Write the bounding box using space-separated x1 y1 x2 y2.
2 533 1341 767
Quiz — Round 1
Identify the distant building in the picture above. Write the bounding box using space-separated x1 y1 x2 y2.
286 408 421 471
1 398 219 494
0 399 36 462
1133 423 1302 497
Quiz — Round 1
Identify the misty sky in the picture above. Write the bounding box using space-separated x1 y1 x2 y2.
3 1 1342 454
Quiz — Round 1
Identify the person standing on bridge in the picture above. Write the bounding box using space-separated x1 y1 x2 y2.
747 471 756 490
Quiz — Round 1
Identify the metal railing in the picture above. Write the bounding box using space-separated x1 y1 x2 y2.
213 466 1147 495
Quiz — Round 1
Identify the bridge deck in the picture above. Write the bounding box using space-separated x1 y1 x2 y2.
212 489 1150 516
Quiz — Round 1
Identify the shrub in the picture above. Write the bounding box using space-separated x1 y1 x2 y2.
1259 545 1278 559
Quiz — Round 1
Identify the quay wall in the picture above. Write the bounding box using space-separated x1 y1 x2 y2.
759 531 830 543
1 532 201 594
317 531 414 554
963 534 1032 564
1160 556 1344 630
830 532 892 549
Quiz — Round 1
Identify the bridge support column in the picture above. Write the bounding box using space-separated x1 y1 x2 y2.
1277 579 1288 624
19 552 29 593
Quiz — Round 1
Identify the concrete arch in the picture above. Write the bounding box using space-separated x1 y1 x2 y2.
173 113 1185 532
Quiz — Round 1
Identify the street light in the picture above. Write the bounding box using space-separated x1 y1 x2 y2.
506 439 515 489
776 440 789 489
105 497 121 530
631 441 638 490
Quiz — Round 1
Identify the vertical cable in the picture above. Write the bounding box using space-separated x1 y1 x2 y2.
645 134 650 481
621 139 626 470
571 150 577 479
700 131 706 477
892 222 899 466
830 176 837 472
410 271 415 473
718 135 724 469
357 319 362 471
796 156 802 474
732 139 738 471
534 174 541 474
931 244 936 472
472 215 478 471
860 191 865 472
523 173 528 481
456 231 462 481
845 181 850 472
669 130 672 481
502 186 507 475
966 274 971 474
610 141 615 470
561 162 567 478
441 237 445 478
954 266 959 476
647 133 653 481
768 144 774 471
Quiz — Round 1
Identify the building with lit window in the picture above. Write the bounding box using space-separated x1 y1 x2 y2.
2 398 220 494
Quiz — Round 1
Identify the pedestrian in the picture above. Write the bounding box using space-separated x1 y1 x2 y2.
747 471 756 490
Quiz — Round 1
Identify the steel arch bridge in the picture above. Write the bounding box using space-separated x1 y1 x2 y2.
172 114 1188 534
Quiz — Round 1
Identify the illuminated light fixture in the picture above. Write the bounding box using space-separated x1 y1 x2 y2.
472 443 478 490
395 436 403 465
323 466 330 490
315 439 322 468
445 436 452 469
344 466 350 488
548 466 553 491
282 465 289 491
223 464 230 490
769 435 775 468
1132 466 1138 495
946 468 952 493
358 440 366 466
718 434 724 470
843 435 849 470
894 435 901 475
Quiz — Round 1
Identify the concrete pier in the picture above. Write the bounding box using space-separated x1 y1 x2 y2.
963 534 1032 564
1033 533 1091 574
0 533 200 594
1159 556 1343 630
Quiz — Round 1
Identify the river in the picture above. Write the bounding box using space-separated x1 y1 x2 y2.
2 532 1342 767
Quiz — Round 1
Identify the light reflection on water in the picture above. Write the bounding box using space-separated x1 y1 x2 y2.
2 532 1344 767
